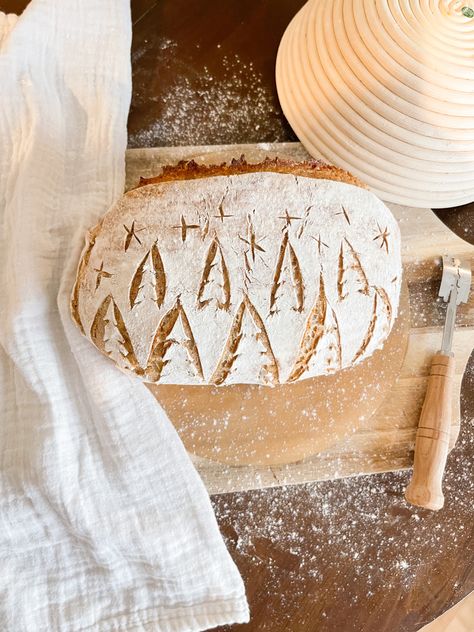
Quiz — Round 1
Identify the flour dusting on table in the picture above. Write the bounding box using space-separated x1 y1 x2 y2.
129 52 288 147
212 406 474 627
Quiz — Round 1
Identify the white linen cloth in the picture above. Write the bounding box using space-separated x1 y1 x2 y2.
0 2 249 631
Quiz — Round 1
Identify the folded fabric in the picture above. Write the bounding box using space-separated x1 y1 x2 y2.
0 2 248 631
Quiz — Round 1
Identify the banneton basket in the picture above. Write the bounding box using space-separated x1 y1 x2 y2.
276 0 474 208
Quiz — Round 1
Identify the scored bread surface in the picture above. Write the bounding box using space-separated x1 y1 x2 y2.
71 158 402 386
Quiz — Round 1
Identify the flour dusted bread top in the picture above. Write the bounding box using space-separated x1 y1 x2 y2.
71 159 402 386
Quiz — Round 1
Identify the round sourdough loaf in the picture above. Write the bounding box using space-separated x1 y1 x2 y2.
71 158 402 386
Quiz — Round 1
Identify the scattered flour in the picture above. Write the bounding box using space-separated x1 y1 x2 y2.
212 405 474 627
129 52 288 147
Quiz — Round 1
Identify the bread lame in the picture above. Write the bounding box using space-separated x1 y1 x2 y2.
405 255 471 510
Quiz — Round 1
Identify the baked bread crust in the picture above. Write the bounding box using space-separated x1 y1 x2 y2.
71 158 401 386
137 156 367 189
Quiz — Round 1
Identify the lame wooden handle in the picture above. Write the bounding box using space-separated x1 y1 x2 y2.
405 353 455 511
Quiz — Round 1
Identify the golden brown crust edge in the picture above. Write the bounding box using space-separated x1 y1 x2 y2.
136 155 367 189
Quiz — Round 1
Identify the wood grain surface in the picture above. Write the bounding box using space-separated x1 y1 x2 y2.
2 1 473 631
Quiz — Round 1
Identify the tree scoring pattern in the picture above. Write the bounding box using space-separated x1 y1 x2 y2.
73 175 399 386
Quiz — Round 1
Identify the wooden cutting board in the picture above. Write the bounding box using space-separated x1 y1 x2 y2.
125 142 474 495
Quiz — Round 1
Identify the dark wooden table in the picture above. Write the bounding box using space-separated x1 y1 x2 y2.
3 2 473 631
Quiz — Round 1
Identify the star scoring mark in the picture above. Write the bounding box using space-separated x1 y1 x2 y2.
214 190 233 223
335 205 351 225
278 209 302 229
123 221 145 252
373 223 390 253
312 233 329 256
172 215 200 242
94 262 113 290
214 206 234 222
239 214 266 262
